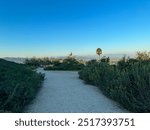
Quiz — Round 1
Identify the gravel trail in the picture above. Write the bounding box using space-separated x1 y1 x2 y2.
25 68 128 113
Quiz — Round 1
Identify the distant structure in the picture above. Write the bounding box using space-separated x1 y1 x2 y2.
69 52 73 57
96 48 102 60
68 52 74 59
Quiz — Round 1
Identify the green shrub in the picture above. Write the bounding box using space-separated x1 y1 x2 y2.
44 58 85 71
79 58 150 112
25 57 52 67
0 59 44 112
25 57 85 71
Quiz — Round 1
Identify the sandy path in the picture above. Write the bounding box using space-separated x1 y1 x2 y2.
25 68 128 113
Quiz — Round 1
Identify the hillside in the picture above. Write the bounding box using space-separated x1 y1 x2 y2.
0 59 44 112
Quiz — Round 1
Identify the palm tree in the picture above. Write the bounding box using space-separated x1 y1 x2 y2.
96 48 102 60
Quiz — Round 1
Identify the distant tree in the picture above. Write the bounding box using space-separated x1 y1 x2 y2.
117 56 127 70
87 59 97 65
25 57 40 67
136 51 150 61
96 48 102 60
101 56 110 63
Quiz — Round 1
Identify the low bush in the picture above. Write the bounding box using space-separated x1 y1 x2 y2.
25 57 51 68
25 57 85 71
44 58 85 71
0 59 44 112
79 57 150 112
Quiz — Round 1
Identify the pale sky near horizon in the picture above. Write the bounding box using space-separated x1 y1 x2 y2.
0 0 150 57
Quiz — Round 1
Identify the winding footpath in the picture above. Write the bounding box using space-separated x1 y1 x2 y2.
25 68 128 113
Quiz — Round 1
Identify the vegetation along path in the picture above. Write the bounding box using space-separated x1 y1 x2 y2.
25 68 128 113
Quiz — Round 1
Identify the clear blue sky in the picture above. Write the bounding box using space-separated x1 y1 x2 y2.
0 0 150 57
